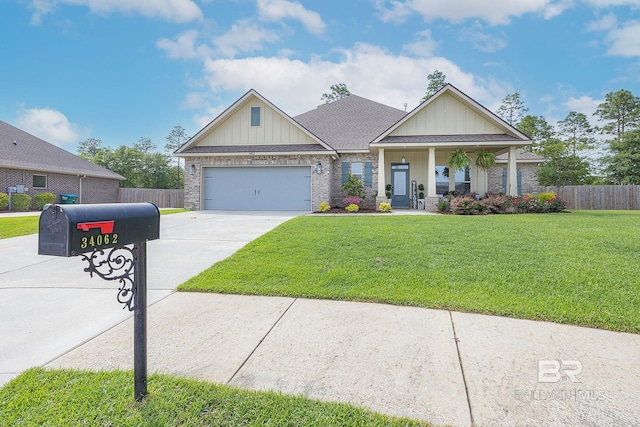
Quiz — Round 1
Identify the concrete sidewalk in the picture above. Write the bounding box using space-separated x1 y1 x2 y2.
2 210 640 426
46 293 640 426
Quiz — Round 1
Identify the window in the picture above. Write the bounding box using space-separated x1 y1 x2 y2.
350 162 363 181
33 175 47 188
250 107 261 126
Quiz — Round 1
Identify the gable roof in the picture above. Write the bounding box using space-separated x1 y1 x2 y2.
372 84 531 147
176 89 338 157
0 120 124 180
294 95 407 152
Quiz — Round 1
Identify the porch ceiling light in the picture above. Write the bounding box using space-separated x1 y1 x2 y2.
401 155 406 164
316 161 323 174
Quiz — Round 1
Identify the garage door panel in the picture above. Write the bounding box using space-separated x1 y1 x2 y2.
203 167 311 211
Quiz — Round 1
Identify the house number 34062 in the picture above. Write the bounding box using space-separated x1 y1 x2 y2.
80 233 119 249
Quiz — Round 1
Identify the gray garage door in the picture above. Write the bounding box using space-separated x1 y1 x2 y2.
203 166 311 211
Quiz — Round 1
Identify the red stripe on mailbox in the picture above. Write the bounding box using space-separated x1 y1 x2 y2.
77 221 115 234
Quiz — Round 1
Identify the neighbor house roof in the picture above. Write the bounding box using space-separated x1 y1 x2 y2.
0 120 124 180
294 95 407 152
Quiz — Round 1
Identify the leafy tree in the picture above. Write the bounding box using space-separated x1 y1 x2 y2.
557 111 596 156
496 93 529 126
537 152 591 186
165 126 190 189
77 138 105 160
320 83 351 104
603 129 640 184
420 70 446 103
517 115 554 153
593 89 640 141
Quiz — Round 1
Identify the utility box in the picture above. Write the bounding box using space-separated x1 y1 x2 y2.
38 203 160 257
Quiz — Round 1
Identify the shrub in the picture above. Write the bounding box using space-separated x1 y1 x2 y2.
536 192 557 202
478 194 512 214
547 195 569 212
342 196 362 206
11 194 31 211
341 173 366 199
345 203 360 213
318 201 331 212
378 202 391 212
436 197 449 212
32 192 56 210
0 193 8 210
449 196 481 215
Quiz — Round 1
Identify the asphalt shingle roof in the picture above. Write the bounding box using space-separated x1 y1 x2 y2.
294 95 407 151
378 134 522 144
0 120 124 180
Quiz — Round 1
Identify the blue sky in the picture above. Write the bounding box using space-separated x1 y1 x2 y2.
2 0 639 152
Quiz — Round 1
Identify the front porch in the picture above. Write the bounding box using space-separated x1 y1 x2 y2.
374 145 522 211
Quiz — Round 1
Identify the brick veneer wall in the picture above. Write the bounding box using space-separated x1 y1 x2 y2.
329 153 378 209
183 155 333 211
0 168 120 205
487 164 544 195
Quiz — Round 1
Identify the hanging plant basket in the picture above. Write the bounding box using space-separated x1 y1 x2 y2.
448 148 470 171
475 150 496 171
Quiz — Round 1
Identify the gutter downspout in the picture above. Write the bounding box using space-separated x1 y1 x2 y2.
78 175 86 204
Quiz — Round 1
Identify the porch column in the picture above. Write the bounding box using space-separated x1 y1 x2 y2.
427 147 436 197
377 148 386 197
507 145 518 196
448 169 456 191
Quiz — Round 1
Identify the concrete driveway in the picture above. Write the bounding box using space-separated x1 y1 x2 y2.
0 210 300 387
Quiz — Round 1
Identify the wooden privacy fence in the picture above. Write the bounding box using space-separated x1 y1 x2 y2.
545 185 640 210
118 188 184 208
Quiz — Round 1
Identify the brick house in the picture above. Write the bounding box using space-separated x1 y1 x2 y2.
176 84 543 212
0 120 124 205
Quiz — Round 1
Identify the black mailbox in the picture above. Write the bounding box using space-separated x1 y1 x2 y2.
39 202 160 257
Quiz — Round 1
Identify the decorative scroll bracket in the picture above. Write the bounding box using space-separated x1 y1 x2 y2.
81 246 137 311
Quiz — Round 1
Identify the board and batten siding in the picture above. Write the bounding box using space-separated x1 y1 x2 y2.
390 93 503 136
198 98 316 147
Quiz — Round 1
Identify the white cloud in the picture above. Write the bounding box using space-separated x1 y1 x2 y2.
587 13 617 31
606 20 640 57
28 0 56 25
213 19 280 58
376 0 572 26
459 23 508 52
15 107 82 146
584 0 640 6
257 0 326 35
589 14 640 57
402 30 438 57
157 30 212 59
28 0 202 24
196 43 511 118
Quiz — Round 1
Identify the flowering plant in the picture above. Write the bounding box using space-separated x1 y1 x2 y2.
378 202 391 212
345 203 360 212
343 196 362 206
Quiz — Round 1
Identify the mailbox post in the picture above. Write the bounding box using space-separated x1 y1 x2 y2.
39 202 160 401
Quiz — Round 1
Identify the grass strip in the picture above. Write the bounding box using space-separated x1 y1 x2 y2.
0 368 428 426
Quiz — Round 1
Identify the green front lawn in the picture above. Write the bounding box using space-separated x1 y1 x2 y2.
0 368 427 426
179 211 640 333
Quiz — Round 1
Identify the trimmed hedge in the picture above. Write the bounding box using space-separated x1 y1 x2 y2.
32 192 56 210
10 194 31 211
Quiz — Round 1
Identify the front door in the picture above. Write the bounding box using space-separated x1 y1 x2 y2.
391 163 410 207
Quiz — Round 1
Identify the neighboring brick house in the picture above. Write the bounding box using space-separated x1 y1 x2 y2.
176 84 542 212
0 120 124 205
